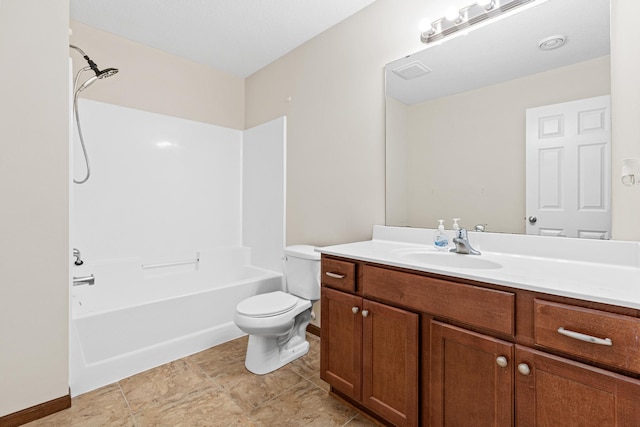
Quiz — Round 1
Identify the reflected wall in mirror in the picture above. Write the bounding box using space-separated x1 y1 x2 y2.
385 0 610 236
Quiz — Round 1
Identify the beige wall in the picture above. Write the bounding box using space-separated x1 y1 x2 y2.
70 21 245 130
385 97 410 226
246 0 427 246
390 57 610 233
611 0 640 240
0 0 70 417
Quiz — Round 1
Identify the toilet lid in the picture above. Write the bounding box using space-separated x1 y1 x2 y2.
236 291 299 318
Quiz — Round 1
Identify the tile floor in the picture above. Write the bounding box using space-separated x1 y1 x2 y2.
26 333 380 426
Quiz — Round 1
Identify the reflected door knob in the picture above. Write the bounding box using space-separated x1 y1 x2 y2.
528 216 537 224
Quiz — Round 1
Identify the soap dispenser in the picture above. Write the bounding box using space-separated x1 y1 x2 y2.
452 218 461 232
434 220 449 251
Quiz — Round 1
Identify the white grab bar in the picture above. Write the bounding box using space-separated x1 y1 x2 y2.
142 258 199 270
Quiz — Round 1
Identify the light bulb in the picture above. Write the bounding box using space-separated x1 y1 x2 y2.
419 18 433 34
445 7 460 22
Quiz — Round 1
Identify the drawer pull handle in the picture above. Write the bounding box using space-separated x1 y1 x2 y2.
325 272 346 279
352 306 360 314
362 310 370 318
557 327 612 346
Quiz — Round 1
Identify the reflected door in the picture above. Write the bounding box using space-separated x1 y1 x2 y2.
525 95 611 239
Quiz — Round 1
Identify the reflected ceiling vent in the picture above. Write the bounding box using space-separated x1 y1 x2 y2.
538 34 567 51
392 61 432 80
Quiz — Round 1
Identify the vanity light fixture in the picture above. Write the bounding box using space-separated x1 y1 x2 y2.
420 0 536 44
477 0 497 10
418 18 440 37
445 6 469 25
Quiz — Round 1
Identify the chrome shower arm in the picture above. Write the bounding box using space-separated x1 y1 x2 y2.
69 44 87 57
69 44 101 76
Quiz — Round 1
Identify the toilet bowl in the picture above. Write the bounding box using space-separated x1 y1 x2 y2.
233 245 320 375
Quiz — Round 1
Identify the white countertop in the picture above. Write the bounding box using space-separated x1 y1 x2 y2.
317 226 640 310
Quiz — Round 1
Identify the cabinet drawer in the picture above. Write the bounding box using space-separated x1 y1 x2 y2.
535 299 640 374
322 258 356 292
362 265 514 335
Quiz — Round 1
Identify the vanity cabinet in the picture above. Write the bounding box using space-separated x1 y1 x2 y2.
430 322 640 427
515 346 640 426
533 299 640 374
320 255 640 426
320 287 362 400
321 287 419 427
430 321 514 426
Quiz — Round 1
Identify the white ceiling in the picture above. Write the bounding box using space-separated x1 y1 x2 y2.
70 0 377 78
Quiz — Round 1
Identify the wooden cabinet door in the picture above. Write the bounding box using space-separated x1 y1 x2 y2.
361 299 419 427
515 345 640 427
320 287 362 401
430 321 514 427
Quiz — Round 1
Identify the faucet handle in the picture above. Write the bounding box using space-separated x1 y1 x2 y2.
73 248 84 266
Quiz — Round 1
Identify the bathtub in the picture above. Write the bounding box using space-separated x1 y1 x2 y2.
69 250 283 397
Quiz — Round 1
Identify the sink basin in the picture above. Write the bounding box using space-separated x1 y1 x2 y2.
393 249 502 270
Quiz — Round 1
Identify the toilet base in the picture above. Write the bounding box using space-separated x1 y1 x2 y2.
244 308 312 375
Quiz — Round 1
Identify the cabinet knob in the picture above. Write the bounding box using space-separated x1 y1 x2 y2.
361 310 370 318
517 363 531 376
496 356 508 368
352 306 359 314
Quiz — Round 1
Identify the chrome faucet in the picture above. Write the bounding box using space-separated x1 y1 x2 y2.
73 274 95 286
450 229 481 255
73 248 84 266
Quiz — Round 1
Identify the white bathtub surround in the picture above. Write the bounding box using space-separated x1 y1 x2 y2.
243 117 286 273
318 225 640 309
72 247 253 316
73 100 244 263
71 101 288 396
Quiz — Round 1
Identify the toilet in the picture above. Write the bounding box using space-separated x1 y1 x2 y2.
233 245 320 375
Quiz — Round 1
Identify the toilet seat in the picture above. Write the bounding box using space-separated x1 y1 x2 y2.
236 291 298 318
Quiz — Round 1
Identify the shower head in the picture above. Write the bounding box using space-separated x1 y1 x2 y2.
97 67 119 79
69 44 119 80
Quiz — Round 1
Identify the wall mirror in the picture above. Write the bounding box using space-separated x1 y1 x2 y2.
385 0 611 236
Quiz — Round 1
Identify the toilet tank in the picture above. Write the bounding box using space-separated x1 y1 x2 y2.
284 245 321 300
